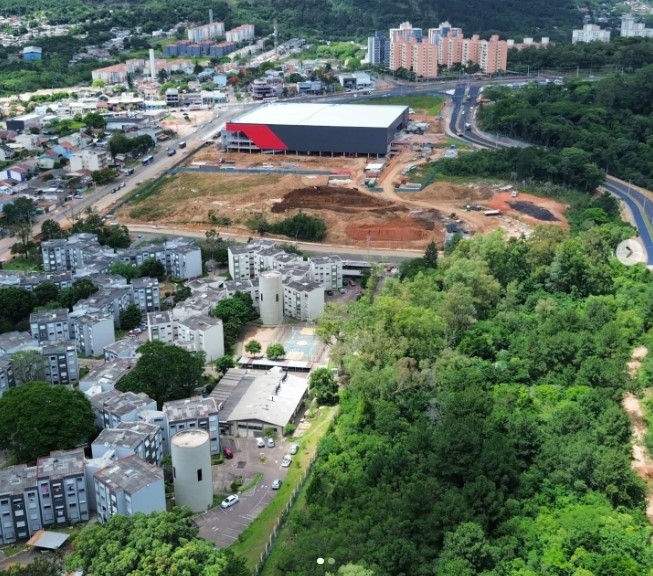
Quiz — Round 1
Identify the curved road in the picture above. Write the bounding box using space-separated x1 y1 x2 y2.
452 91 653 265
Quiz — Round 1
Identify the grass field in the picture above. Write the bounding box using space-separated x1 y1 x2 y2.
366 95 445 115
2 257 41 272
230 406 338 571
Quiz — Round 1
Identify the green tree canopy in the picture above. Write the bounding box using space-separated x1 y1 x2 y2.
245 339 262 356
119 303 142 330
0 382 96 462
308 367 339 405
140 258 166 281
266 343 286 359
117 341 205 407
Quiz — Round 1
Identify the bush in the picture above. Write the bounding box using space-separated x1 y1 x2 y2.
263 427 276 438
284 423 296 436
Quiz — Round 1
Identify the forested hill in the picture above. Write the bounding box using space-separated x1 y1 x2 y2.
0 0 581 39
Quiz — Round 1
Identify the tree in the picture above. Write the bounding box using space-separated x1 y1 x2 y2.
117 341 206 407
41 219 67 240
33 281 60 307
173 285 192 303
6 555 63 576
308 367 339 405
245 339 262 357
83 112 107 130
266 343 286 360
11 350 46 385
3 197 37 227
212 294 257 346
140 258 166 281
215 355 235 374
119 303 142 330
109 261 140 281
91 167 120 185
424 240 438 268
66 509 249 576
0 382 96 462
0 286 36 331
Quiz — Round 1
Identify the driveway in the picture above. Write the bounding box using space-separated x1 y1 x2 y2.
194 437 294 547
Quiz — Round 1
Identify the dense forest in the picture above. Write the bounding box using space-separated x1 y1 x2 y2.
263 186 653 574
477 63 653 188
0 0 581 40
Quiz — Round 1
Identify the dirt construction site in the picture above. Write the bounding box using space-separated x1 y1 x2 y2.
118 107 569 249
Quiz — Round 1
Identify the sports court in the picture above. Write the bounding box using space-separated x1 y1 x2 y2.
277 325 323 362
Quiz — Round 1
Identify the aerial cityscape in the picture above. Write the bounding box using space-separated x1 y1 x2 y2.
0 0 653 574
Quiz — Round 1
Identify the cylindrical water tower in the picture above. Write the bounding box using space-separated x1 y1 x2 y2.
171 429 213 512
259 270 283 325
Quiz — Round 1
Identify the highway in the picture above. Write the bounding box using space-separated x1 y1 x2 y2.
451 88 653 265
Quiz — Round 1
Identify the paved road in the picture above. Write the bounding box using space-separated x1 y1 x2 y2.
450 90 653 265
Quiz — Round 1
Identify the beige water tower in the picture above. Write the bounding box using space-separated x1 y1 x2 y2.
259 270 283 325
170 429 213 512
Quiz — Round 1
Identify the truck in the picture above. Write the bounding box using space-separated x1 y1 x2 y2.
484 209 502 216
178 141 187 149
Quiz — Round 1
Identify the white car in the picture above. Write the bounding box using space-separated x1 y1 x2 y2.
256 438 265 448
220 494 239 509
281 455 292 468
289 444 299 455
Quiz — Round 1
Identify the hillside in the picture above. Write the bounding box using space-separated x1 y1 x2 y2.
0 0 582 40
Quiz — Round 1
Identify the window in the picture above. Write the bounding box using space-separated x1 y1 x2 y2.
276 294 279 302
173 467 176 479
197 469 203 482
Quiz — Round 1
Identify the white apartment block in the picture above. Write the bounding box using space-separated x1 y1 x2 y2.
147 311 177 343
177 314 224 362
90 390 157 429
69 149 110 172
309 255 343 290
41 238 68 272
621 14 653 38
187 22 225 42
225 24 255 43
283 281 325 321
163 397 220 455
131 277 161 313
40 340 79 385
93 455 165 524
70 313 116 357
79 360 132 395
165 240 202 280
92 421 164 466
572 24 611 43
29 308 70 343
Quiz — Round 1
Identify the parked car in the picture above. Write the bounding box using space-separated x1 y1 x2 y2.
289 444 299 455
281 455 292 468
271 479 282 490
326 290 334 296
223 447 233 459
256 438 265 448
339 287 346 294
267 438 275 448
220 494 239 509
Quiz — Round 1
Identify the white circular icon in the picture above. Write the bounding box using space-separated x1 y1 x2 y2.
616 239 645 266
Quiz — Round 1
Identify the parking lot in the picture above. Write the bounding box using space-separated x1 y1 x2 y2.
194 436 297 547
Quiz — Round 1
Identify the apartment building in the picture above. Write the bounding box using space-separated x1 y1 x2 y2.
91 390 157 429
103 338 140 361
92 421 163 466
187 22 225 42
389 39 438 77
177 314 224 362
572 24 611 43
131 277 161 313
389 21 423 42
0 331 38 356
163 397 220 455
147 311 176 343
79 360 133 395
228 244 255 280
69 149 110 172
70 313 115 357
309 255 343 291
165 239 202 279
36 449 89 528
40 340 79 385
0 465 41 545
477 35 508 74
0 355 15 397
91 64 128 84
29 308 70 343
74 286 134 328
225 24 255 43
94 455 165 524
368 31 391 67
621 14 653 38
41 238 68 272
283 281 325 321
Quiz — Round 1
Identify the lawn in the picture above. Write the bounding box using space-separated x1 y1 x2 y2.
229 406 338 570
2 257 42 272
366 95 445 116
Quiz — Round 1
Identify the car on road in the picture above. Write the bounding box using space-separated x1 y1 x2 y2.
223 447 233 459
289 444 299 455
271 479 282 490
339 287 346 294
267 438 275 448
281 455 292 468
220 495 239 509
257 438 265 448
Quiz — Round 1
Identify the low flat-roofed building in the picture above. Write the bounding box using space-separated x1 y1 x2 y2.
104 338 141 361
93 455 165 523
79 360 133 394
218 366 308 437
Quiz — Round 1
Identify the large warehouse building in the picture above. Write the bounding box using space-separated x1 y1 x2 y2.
223 102 409 157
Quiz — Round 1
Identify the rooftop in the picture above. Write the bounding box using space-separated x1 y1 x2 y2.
0 331 37 354
178 314 222 331
163 396 218 422
40 339 76 356
0 464 37 495
101 391 155 417
93 427 147 450
30 308 69 324
230 103 408 129
171 428 210 448
37 449 85 480
132 276 159 288
94 454 163 495
223 366 309 428
104 338 140 357
81 360 133 388
148 311 173 325
310 254 342 264
284 280 323 292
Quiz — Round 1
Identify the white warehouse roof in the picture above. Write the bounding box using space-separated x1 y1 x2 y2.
231 103 408 129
